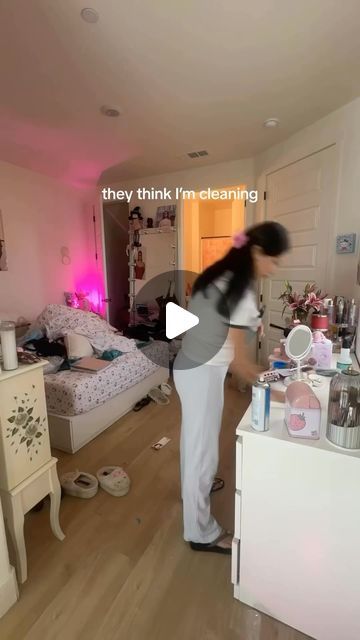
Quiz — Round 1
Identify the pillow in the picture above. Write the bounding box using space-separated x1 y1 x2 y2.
64 333 93 360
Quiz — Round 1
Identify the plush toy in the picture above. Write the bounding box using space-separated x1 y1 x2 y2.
75 292 91 312
129 207 143 246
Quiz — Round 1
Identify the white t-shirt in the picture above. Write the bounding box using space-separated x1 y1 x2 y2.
181 275 261 366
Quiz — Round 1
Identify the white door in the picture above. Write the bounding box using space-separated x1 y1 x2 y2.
261 146 337 363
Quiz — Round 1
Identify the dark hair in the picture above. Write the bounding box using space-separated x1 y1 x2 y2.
192 221 290 315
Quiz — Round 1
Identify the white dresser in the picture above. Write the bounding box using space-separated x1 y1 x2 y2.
232 374 360 640
0 362 64 583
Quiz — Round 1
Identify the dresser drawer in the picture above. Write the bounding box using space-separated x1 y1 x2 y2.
236 437 243 491
234 489 242 539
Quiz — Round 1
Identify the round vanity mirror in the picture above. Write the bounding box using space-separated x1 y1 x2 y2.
285 325 313 380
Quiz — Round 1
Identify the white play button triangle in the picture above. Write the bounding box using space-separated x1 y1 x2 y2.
166 302 199 339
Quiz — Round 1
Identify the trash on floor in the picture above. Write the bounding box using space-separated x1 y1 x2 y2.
151 437 171 451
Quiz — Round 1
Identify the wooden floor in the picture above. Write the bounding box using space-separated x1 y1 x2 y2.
0 379 311 640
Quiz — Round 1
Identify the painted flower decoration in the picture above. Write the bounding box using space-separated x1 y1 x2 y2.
233 231 249 249
15 412 29 428
6 388 46 461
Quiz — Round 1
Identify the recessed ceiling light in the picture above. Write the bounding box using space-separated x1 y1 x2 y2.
80 8 99 23
263 118 280 128
100 105 121 118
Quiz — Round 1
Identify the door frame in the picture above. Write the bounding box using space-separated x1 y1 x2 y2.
100 198 129 323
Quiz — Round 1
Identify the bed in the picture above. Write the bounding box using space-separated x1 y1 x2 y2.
46 342 169 453
23 305 169 454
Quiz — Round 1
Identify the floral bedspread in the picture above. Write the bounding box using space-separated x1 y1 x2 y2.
45 341 169 416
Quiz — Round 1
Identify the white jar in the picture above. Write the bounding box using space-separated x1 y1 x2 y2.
0 321 18 371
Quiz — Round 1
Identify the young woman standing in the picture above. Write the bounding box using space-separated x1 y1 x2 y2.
174 221 290 554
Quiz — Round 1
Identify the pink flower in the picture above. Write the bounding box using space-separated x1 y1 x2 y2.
233 231 249 249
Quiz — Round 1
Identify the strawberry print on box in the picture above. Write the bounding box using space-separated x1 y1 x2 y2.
285 381 321 440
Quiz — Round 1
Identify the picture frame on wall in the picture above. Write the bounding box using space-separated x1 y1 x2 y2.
0 210 8 271
336 233 356 254
155 205 176 228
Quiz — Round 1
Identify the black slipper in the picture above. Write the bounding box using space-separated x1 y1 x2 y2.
189 531 232 555
210 476 224 493
133 396 152 412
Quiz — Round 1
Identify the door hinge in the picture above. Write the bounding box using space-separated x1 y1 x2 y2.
244 199 247 207
263 191 267 200
258 340 262 350
260 293 263 302
93 214 96 223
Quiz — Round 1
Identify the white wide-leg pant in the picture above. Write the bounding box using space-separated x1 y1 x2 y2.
174 356 228 543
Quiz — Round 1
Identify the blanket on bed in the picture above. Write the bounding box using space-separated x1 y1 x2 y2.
36 305 137 355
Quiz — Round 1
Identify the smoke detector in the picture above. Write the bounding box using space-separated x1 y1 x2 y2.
100 105 121 118
263 118 280 128
80 8 99 23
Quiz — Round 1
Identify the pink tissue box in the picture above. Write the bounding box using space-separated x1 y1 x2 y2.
285 381 321 439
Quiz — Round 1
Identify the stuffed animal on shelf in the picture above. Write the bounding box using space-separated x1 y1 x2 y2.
129 206 144 247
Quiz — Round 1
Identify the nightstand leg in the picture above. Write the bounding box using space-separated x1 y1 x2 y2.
3 494 27 584
49 465 65 541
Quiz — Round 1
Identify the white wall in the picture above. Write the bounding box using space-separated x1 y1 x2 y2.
97 157 256 277
0 161 95 322
255 97 360 299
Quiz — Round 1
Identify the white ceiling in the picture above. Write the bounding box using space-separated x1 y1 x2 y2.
1 0 360 187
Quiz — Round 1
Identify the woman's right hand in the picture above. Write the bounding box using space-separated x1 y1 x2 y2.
233 360 263 384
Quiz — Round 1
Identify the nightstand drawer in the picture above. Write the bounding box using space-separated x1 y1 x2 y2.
0 364 51 491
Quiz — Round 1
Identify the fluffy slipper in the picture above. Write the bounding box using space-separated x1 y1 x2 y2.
189 531 232 555
96 466 130 497
148 387 170 405
60 471 98 499
210 477 225 493
160 382 172 396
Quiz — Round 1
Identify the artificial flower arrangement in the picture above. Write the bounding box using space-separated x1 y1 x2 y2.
279 281 327 324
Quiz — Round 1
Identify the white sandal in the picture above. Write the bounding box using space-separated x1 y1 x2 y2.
96 466 130 497
60 471 98 499
148 386 170 405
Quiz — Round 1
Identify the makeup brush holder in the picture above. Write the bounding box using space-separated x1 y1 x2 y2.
327 370 360 449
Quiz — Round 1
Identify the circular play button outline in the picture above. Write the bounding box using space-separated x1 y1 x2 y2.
132 270 230 369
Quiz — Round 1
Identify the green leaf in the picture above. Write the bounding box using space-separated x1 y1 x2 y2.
27 416 33 422
35 416 40 424
18 407 24 413
11 427 19 436
27 407 34 415
20 436 27 443
26 439 32 447
35 432 42 438
8 416 16 424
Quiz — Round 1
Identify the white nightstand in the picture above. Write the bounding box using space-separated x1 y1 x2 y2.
0 362 64 583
